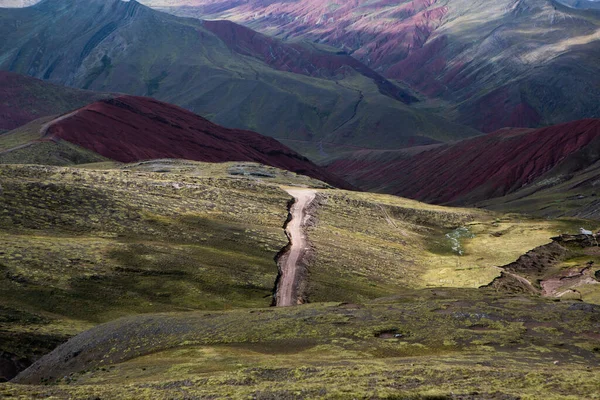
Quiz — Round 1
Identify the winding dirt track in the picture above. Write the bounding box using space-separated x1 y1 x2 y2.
1 112 79 156
40 110 79 136
276 188 316 307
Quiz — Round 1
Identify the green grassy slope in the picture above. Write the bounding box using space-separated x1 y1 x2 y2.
5 291 600 399
0 117 110 166
2 161 596 376
480 158 600 220
307 190 597 302
0 162 584 328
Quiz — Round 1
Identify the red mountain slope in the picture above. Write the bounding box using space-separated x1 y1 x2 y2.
151 0 446 77
201 20 417 104
42 95 351 188
327 119 600 204
0 71 107 131
149 0 600 132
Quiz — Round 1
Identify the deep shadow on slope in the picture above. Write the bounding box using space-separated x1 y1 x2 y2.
327 119 600 210
0 71 108 131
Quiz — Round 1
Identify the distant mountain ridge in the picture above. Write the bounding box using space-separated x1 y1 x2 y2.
0 0 477 158
146 0 600 132
327 119 600 218
555 0 600 10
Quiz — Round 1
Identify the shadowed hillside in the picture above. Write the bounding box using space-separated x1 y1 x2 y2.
4 292 600 398
327 119 600 218
0 95 351 188
0 71 108 131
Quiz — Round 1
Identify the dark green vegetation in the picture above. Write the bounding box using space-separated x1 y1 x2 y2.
0 0 478 158
3 290 600 398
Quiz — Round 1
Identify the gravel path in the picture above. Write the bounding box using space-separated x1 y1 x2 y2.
276 188 316 307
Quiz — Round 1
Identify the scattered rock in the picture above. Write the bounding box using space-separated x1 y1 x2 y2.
5 272 29 284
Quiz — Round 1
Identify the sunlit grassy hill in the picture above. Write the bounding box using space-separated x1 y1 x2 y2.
2 160 596 384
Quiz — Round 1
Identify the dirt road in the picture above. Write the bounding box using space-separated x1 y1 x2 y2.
276 188 316 307
40 110 79 136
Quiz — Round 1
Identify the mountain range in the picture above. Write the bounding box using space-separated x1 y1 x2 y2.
2 0 600 397
1 0 599 214
145 0 600 132
0 0 478 159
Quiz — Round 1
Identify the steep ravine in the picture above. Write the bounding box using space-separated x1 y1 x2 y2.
273 188 317 307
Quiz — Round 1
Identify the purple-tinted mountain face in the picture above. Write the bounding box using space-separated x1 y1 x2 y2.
145 0 600 132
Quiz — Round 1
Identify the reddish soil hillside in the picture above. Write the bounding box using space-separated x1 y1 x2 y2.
151 0 600 132
158 0 447 77
327 119 600 204
202 20 417 104
0 71 106 131
42 95 351 188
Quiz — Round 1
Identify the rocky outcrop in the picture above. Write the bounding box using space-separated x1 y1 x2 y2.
502 242 569 276
483 234 600 297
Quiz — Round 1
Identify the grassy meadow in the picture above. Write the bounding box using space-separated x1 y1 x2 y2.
1 160 598 398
